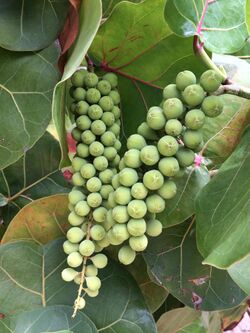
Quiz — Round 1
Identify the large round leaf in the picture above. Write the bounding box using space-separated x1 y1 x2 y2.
1 195 69 244
164 0 248 54
0 132 70 226
0 0 69 51
0 239 157 332
0 43 60 170
196 127 250 269
158 167 209 228
0 305 97 333
143 221 246 311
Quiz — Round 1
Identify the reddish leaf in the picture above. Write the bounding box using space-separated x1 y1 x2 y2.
58 0 81 72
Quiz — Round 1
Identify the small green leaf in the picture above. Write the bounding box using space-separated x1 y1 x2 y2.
157 307 202 333
158 167 210 228
0 43 60 170
196 127 250 269
0 1 69 51
0 132 70 226
143 221 246 311
52 0 102 168
1 194 69 244
164 0 248 53
0 306 97 333
0 239 157 332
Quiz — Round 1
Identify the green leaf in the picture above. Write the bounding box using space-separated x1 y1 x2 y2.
0 43 60 170
0 305 97 333
228 255 250 295
143 221 246 311
234 39 250 64
102 0 141 17
158 167 210 228
0 239 157 332
0 1 69 51
157 307 202 333
1 194 69 244
0 132 70 226
246 0 250 33
202 95 250 166
196 127 250 269
90 0 207 138
164 0 248 54
127 254 168 312
52 0 102 168
220 303 248 330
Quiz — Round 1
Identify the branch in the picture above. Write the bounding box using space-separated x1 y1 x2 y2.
215 84 250 99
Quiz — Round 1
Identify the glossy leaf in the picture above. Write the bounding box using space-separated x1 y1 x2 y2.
0 306 97 333
228 255 250 295
158 167 210 228
0 43 60 170
196 127 250 269
0 1 69 51
90 0 207 138
157 307 201 333
0 132 70 226
52 0 102 167
1 195 69 244
102 0 141 17
0 239 157 332
164 0 248 53
143 221 246 311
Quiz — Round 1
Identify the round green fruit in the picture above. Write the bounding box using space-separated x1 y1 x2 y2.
86 177 102 192
76 115 91 131
101 131 116 146
176 70 196 91
90 225 106 241
63 240 79 254
72 172 85 186
127 199 147 219
86 276 101 291
97 79 112 95
88 104 103 120
68 190 85 205
119 168 139 187
87 192 102 208
185 109 205 130
157 135 179 156
99 96 114 112
158 180 177 199
79 239 95 256
127 134 146 150
84 72 99 88
183 130 203 149
182 84 205 107
163 84 182 100
112 224 129 242
68 211 85 226
72 87 86 101
99 169 113 184
61 268 78 282
163 98 184 119
127 218 146 236
67 227 85 243
200 69 223 93
102 111 115 126
114 186 132 205
100 185 114 199
74 200 91 217
201 95 223 117
75 101 89 115
175 147 195 167
93 156 108 171
146 219 163 237
109 90 120 105
137 122 158 140
129 235 148 252
146 106 166 130
158 157 180 177
85 264 98 277
89 141 105 157
71 69 87 87
93 207 107 223
112 205 129 223
131 182 148 199
72 127 82 142
146 194 165 213
140 145 160 166
80 163 96 179
91 120 106 136
143 170 164 190
91 253 108 269
103 73 118 88
67 251 83 268
165 119 183 136
124 149 141 168
118 246 136 265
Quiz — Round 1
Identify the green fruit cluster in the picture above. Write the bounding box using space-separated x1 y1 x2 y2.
62 70 122 309
105 69 224 265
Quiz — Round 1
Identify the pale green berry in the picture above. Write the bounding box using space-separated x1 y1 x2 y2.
111 174 120 189
114 186 131 205
67 227 85 243
80 163 96 179
119 168 138 187
158 135 179 157
72 127 82 141
88 104 103 120
79 239 95 256
71 69 87 87
93 156 109 171
200 69 223 93
90 225 106 241
127 134 147 150
158 157 180 177
84 72 99 88
112 224 129 242
103 209 115 231
163 98 184 119
99 96 114 112
100 185 114 199
140 145 160 166
87 192 103 208
182 84 205 107
111 106 121 120
183 130 203 149
143 170 164 190
67 252 83 267
75 101 89 115
127 218 146 236
71 157 87 172
76 143 89 158
158 180 177 199
91 120 106 135
108 123 120 136
127 200 147 218
104 147 117 161
118 246 136 265
86 276 101 291
86 177 102 192
74 200 91 217
146 106 166 130
68 211 85 226
165 119 183 136
176 70 196 91
185 109 205 130
72 87 86 101
131 182 148 199
85 289 99 297
93 207 108 223
97 79 112 95
146 194 165 213
175 147 195 167
112 205 129 223
72 172 85 186
103 73 118 88
89 141 104 157
146 219 163 237
137 122 158 140
124 149 141 168
76 115 91 131
163 84 182 100
85 264 98 277
68 190 85 205
101 131 116 146
99 169 113 184
63 240 79 254
109 90 120 105
102 111 115 126
129 235 148 252
76 297 86 309
61 268 78 282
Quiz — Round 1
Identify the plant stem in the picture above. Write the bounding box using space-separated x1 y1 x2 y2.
72 219 92 318
214 84 250 99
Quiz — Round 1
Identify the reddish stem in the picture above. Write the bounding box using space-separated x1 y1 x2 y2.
196 0 210 36
101 61 162 89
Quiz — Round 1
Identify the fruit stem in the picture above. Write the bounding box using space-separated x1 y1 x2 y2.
214 84 250 100
72 218 92 318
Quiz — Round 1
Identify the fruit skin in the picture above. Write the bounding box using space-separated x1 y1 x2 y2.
86 88 101 104
87 192 103 208
158 157 180 177
85 264 98 277
124 149 141 168
88 104 103 120
112 205 129 223
146 106 166 130
127 218 146 236
103 73 118 88
80 163 96 179
146 194 165 213
74 200 91 216
127 199 147 218
79 239 95 256
63 241 79 255
176 70 196 91
93 207 107 223
140 145 160 166
77 297 86 309
137 122 158 140
129 235 148 251
89 141 105 157
99 96 114 111
101 131 116 146
72 87 86 101
131 182 148 199
84 72 99 87
165 119 183 136
102 111 115 126
67 227 85 243
86 177 102 192
93 156 108 171
72 172 85 186
72 128 82 141
68 190 85 205
127 134 146 150
163 98 184 119
163 84 182 100
112 223 129 242
76 101 89 115
114 186 131 205
119 168 139 187
68 211 85 226
200 69 223 93
143 170 164 190
157 135 179 156
86 276 101 291
183 130 203 149
67 251 83 267
158 180 177 199
175 147 195 167
97 79 112 95
118 246 136 265
76 115 92 131
71 69 87 87
90 224 106 240
185 109 205 130
61 268 78 282
81 130 96 145
182 84 205 107
91 253 108 268
91 120 107 136
76 143 89 158
146 219 163 237
109 90 121 105
201 95 223 117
